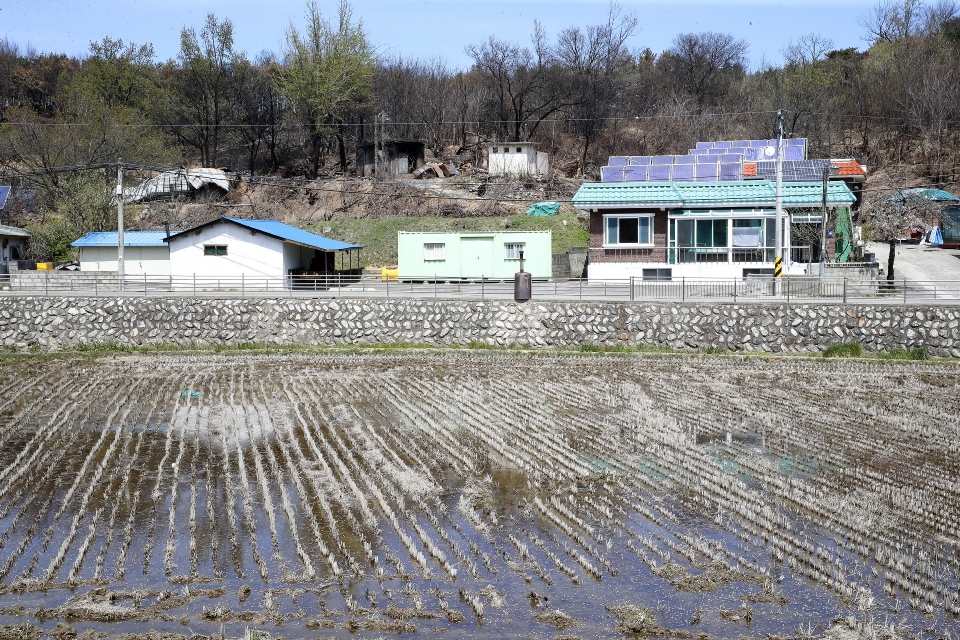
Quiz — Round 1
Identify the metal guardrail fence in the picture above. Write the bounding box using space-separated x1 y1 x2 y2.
1 272 960 304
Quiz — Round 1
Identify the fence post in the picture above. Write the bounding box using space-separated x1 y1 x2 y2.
903 278 907 305
786 277 790 304
95 272 98 297
682 277 685 302
434 275 437 298
579 277 582 300
45 270 49 297
843 277 847 305
481 276 485 300
338 273 342 297
241 273 244 299
733 277 737 303
144 273 147 296
386 273 389 298
629 276 634 302
193 273 196 297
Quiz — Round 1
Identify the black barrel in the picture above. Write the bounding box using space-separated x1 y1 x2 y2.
514 249 531 301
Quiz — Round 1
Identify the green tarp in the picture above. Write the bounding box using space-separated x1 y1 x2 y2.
526 201 560 216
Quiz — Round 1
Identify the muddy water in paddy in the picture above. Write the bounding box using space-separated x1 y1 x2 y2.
0 352 958 639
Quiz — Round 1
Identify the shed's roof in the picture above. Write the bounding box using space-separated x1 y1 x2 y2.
0 223 29 238
572 180 856 208
71 231 169 247
165 217 362 251
899 188 960 202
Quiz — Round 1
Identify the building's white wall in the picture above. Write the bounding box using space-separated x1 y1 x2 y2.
169 223 285 278
589 261 806 280
536 152 549 175
78 246 170 275
487 144 545 176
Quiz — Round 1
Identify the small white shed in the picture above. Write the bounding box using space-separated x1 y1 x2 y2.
71 231 171 275
487 142 549 176
165 217 362 280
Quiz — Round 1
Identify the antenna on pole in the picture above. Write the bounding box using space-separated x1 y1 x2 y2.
774 110 784 278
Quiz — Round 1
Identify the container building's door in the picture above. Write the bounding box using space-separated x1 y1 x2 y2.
461 237 494 278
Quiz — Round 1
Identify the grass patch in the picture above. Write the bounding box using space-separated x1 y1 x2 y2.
822 342 864 358
878 346 930 361
299 212 588 269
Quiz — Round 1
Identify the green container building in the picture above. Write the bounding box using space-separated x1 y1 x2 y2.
397 231 552 280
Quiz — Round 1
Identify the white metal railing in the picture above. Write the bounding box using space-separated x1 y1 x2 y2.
1 272 959 304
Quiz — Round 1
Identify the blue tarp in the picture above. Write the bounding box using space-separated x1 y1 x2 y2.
526 201 560 216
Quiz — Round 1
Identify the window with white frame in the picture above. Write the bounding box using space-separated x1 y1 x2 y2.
603 214 653 246
423 242 445 261
504 242 525 260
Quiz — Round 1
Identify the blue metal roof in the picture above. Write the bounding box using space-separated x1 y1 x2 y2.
71 231 170 247
223 218 361 251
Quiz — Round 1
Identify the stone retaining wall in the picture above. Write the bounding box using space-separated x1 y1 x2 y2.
1 296 959 356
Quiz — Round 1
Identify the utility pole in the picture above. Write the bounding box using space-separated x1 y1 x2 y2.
774 110 784 278
116 161 125 285
373 113 379 177
819 166 828 281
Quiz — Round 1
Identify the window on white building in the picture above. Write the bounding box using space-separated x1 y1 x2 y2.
424 243 445 261
603 215 653 246
504 242 525 260
204 245 227 256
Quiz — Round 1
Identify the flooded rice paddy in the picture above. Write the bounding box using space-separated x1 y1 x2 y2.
0 351 958 639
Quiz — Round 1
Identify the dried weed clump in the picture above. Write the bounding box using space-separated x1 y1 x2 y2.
605 603 673 637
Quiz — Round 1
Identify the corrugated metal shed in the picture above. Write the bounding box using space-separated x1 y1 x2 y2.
119 168 230 204
71 231 169 247
572 180 856 208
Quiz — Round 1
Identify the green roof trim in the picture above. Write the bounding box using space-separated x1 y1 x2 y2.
572 180 856 208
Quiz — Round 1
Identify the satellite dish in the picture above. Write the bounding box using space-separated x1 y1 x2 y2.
764 146 777 158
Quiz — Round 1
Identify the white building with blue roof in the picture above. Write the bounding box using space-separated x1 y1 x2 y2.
164 217 362 281
72 231 171 275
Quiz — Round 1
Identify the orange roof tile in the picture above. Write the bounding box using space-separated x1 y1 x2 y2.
832 160 865 176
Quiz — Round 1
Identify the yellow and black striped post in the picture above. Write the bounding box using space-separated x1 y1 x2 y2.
774 256 783 278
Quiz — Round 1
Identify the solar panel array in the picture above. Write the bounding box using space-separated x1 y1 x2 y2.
601 138 809 183
0 186 10 210
752 159 831 182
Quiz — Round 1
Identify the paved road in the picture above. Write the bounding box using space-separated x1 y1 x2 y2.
867 241 960 281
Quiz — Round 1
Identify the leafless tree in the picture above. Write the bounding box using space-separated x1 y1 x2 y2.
864 189 944 281
657 32 748 107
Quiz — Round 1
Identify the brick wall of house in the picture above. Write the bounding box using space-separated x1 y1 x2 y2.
589 209 669 263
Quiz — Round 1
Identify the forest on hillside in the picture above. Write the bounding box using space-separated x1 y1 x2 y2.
1 0 959 259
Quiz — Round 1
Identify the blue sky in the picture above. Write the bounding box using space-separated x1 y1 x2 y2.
3 0 876 69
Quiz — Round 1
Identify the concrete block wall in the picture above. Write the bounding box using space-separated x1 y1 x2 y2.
1 296 959 356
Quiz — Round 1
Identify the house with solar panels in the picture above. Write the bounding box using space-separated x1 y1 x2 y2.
574 139 860 281
164 217 363 282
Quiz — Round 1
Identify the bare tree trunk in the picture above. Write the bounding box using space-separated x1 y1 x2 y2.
887 239 896 282
336 132 347 173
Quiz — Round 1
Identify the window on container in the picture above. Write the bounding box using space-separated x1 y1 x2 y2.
204 245 227 256
504 242 525 260
604 215 652 246
492 147 499 153
516 147 522 153
424 242 445 261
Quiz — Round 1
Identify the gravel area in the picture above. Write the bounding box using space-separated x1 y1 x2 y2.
867 241 960 281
